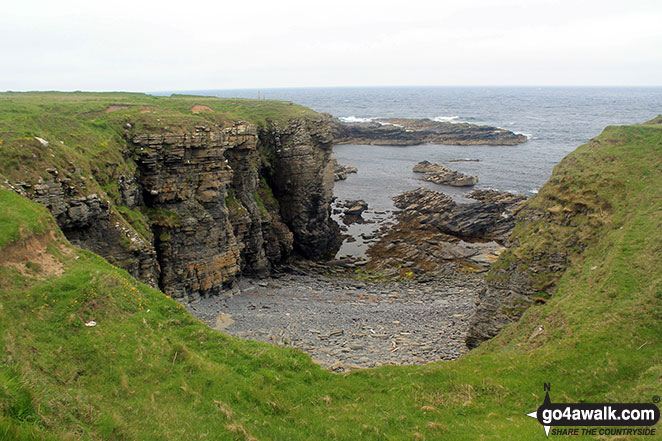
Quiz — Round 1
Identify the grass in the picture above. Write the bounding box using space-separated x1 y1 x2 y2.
0 189 52 249
116 206 152 241
0 91 319 244
0 91 317 185
0 119 661 440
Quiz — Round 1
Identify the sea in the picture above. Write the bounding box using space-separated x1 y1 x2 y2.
163 87 662 257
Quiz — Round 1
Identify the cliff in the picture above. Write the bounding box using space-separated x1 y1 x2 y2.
330 117 527 146
0 92 338 301
1 119 660 440
466 116 662 347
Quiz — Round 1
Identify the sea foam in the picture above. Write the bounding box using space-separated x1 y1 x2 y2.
339 116 373 123
432 115 461 123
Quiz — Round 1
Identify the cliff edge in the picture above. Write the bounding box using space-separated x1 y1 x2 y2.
0 92 339 301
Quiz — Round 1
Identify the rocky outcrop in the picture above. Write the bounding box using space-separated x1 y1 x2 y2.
12 118 340 302
464 201 577 348
259 119 341 259
11 174 160 287
340 199 369 226
365 188 526 275
333 161 358 181
393 188 526 240
330 118 527 146
413 161 478 186
133 126 249 300
465 217 571 348
465 142 614 348
344 200 368 216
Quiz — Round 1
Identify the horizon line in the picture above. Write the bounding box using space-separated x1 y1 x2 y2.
3 84 662 94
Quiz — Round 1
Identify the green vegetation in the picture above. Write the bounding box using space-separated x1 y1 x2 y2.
0 91 318 252
0 189 53 249
141 207 182 228
1 119 661 440
116 206 152 240
0 91 316 189
225 190 248 217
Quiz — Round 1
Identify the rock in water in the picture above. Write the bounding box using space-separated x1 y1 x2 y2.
330 117 528 146
333 160 358 181
413 161 478 187
343 199 368 216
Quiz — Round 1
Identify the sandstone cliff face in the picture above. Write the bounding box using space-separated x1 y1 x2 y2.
13 118 339 302
14 173 160 287
259 119 341 258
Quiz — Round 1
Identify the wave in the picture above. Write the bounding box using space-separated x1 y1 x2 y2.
514 132 533 139
338 116 374 123
496 126 533 139
338 116 403 128
431 115 461 123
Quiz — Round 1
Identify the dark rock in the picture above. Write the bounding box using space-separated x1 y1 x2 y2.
393 188 526 240
260 118 341 259
344 199 368 216
366 188 526 275
332 160 358 181
329 117 527 146
413 161 478 186
20 118 341 302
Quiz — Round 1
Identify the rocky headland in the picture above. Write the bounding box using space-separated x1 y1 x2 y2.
3 90 661 440
329 117 527 146
4 95 341 302
6 92 639 374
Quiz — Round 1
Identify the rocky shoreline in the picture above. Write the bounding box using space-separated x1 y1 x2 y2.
362 188 527 276
329 117 527 146
186 267 481 372
185 186 528 372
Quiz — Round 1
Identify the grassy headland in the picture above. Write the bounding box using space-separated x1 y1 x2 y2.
0 102 661 440
0 92 319 247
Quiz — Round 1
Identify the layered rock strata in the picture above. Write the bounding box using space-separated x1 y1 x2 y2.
13 119 340 302
13 173 160 287
366 188 526 274
133 126 248 299
413 161 478 186
330 118 527 146
259 119 341 259
464 196 583 348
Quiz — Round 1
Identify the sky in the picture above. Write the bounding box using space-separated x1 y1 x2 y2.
1 0 661 91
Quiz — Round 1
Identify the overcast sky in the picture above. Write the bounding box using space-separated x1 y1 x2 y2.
1 0 661 91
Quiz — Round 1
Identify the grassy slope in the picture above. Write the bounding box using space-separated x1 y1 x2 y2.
1 117 661 440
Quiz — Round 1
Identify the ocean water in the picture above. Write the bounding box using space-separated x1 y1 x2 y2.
172 87 662 257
